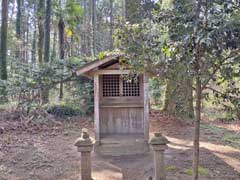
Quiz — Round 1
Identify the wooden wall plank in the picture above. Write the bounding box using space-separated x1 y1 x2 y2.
100 107 144 134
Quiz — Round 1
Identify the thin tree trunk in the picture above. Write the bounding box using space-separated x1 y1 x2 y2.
38 0 45 64
58 16 65 100
59 80 64 100
16 0 22 59
109 0 114 50
44 0 52 63
122 0 126 22
81 0 87 56
32 22 37 64
87 0 92 56
0 0 8 101
0 0 8 80
91 0 96 56
32 2 37 64
193 77 201 180
25 15 30 62
41 0 52 104
192 0 202 179
70 33 74 56
51 27 57 62
31 4 37 101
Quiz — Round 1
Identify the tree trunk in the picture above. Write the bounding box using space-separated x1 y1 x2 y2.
44 0 51 63
192 77 201 180
0 0 8 80
31 2 37 64
24 15 30 62
125 0 142 23
109 0 114 50
0 0 8 101
122 0 126 22
31 25 37 64
58 16 65 100
192 0 202 179
81 0 87 56
237 109 240 120
86 0 91 56
91 0 96 56
163 0 195 119
38 0 45 64
163 76 194 119
41 0 52 104
51 27 57 62
16 0 22 59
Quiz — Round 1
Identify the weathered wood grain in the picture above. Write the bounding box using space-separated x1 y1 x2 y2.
100 107 144 134
94 74 100 143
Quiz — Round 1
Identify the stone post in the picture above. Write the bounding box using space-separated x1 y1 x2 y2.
75 129 94 180
149 132 169 180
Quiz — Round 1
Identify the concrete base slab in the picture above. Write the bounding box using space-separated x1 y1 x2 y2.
94 134 149 156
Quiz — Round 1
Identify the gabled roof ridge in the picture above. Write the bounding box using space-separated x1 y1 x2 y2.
76 54 122 76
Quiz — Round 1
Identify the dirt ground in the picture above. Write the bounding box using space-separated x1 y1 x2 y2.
0 110 240 180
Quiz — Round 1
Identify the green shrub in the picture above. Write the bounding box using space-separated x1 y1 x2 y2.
165 165 177 172
223 133 240 148
149 77 165 107
185 166 209 176
46 104 81 118
64 77 94 116
200 123 222 133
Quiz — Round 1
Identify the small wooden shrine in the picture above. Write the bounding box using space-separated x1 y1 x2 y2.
76 54 149 155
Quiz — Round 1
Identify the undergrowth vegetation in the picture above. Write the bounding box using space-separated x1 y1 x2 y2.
185 166 209 177
201 123 240 149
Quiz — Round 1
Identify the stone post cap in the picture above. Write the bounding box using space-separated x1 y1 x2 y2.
149 132 169 146
74 129 94 148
